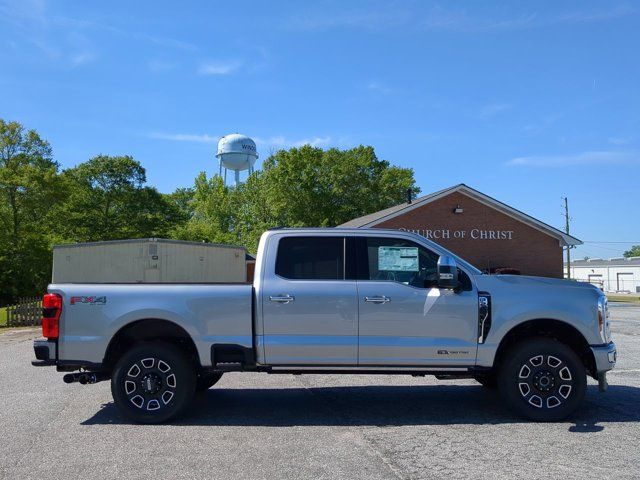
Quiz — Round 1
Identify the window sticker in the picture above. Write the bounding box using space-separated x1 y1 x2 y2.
378 246 419 272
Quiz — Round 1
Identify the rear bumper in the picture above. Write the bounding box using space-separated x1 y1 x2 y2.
31 339 57 367
590 341 616 373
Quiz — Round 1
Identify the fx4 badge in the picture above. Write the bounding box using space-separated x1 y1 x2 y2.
70 296 106 305
437 349 469 355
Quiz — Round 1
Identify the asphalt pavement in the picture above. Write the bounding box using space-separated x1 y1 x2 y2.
1 304 639 480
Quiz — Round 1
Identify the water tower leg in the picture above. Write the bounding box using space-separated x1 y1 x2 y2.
219 159 222 177
234 170 240 186
224 168 227 185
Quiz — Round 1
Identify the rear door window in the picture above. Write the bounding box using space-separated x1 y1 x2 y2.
275 236 345 280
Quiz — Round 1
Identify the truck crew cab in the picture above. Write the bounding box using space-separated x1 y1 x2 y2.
32 228 617 423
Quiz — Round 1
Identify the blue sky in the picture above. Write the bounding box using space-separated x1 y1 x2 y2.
1 0 638 258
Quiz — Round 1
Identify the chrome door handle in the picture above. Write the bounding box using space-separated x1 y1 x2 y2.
364 295 390 304
269 294 295 304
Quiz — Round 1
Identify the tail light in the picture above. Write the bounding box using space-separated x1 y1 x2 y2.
42 293 62 340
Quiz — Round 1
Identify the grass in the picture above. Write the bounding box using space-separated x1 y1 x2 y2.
607 294 640 303
0 307 7 327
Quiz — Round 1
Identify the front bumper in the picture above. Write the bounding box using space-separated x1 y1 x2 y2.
31 339 57 367
590 341 616 373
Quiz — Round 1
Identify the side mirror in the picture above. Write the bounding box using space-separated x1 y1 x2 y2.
437 255 459 289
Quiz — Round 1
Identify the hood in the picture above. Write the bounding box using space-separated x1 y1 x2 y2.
475 274 601 292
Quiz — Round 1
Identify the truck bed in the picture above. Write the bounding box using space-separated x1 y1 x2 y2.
48 283 254 368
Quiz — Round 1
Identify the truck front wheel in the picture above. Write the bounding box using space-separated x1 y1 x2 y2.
111 342 196 424
498 338 586 421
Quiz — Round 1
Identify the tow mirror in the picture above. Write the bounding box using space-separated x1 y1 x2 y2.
437 255 459 289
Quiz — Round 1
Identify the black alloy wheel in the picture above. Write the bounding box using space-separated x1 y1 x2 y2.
111 342 196 424
498 337 586 421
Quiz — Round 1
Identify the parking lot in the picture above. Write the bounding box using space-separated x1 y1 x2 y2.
1 304 639 480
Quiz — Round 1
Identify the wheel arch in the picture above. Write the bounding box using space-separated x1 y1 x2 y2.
103 318 201 372
494 318 597 379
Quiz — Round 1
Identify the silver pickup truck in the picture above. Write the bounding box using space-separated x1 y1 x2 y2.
32 228 616 423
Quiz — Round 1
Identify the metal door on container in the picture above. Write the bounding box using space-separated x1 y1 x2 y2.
261 236 358 365
356 236 478 366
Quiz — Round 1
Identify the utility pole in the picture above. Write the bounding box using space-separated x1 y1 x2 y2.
563 197 571 279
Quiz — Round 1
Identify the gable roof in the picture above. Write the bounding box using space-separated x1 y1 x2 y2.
339 183 582 247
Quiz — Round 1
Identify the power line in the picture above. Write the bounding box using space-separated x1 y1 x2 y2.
583 241 640 244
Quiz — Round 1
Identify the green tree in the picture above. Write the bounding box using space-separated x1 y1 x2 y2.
172 173 237 245
61 155 182 241
261 145 419 228
623 245 640 258
0 119 65 304
165 187 195 220
175 145 419 252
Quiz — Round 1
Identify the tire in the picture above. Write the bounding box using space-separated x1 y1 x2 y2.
498 337 586 422
111 342 196 424
196 372 223 392
474 373 498 389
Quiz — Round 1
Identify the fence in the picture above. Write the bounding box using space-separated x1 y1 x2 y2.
6 296 42 327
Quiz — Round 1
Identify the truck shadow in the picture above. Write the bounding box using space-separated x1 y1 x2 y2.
82 383 640 430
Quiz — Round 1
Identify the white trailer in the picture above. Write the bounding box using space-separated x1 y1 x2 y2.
52 239 249 283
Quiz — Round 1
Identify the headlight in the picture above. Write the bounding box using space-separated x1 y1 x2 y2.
597 296 611 343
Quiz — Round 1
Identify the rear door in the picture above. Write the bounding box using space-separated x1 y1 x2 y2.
261 235 358 365
356 235 479 366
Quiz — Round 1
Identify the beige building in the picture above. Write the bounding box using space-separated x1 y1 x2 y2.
52 238 250 283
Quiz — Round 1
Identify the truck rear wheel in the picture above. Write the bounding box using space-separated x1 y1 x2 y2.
498 337 586 422
111 342 196 424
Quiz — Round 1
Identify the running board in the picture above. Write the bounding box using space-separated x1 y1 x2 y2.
265 366 472 375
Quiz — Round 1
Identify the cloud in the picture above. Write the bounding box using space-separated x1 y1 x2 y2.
288 10 409 31
70 52 95 67
198 61 241 75
422 6 636 32
147 59 176 73
608 137 632 146
287 5 636 33
366 81 394 95
0 0 195 72
149 132 218 143
478 103 512 118
506 151 639 168
149 132 333 150
255 136 332 149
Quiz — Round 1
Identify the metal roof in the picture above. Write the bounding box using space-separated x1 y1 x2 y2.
569 257 640 267
339 183 582 247
54 238 248 252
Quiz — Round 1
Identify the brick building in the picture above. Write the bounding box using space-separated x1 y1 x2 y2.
340 184 582 278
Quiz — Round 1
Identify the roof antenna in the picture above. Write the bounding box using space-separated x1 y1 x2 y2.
406 188 412 204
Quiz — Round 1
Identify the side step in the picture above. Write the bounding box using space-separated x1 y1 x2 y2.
211 344 256 371
216 362 243 372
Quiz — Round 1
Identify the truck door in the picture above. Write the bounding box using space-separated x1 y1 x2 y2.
356 236 478 366
261 235 358 365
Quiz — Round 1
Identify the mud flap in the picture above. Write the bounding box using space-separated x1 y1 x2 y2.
598 372 608 392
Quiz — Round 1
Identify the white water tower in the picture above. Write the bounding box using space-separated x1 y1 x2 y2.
216 134 258 186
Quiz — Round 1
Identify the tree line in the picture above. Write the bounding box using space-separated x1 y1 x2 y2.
0 119 419 305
